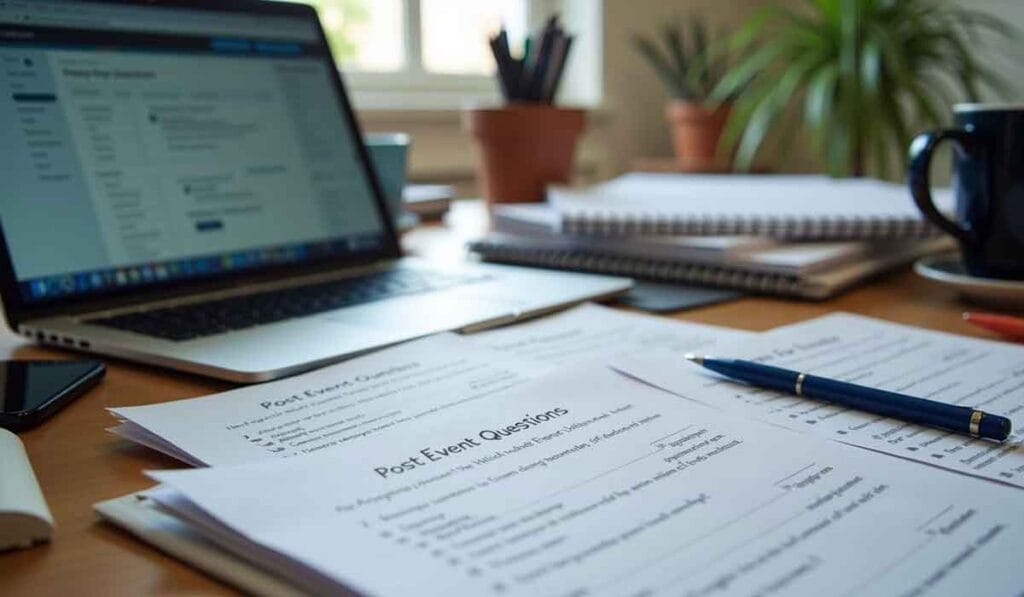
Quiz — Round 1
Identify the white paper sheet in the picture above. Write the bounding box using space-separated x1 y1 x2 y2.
110 333 543 466
551 174 955 221
613 312 1024 488
149 365 1024 596
111 304 747 467
468 303 750 367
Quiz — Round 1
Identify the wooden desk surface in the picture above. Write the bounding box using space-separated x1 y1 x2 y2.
0 203 1002 596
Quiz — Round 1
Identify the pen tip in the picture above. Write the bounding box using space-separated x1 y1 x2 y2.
684 354 704 365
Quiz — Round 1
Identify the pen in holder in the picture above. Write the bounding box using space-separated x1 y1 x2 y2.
465 15 584 204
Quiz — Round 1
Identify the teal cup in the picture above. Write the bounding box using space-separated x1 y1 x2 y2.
363 133 410 225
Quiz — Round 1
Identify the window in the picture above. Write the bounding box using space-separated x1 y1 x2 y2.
420 0 528 75
282 0 599 109
306 0 407 73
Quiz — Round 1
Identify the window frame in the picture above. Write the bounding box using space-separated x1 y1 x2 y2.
340 0 560 105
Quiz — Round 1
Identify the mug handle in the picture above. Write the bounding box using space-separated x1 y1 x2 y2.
907 129 980 243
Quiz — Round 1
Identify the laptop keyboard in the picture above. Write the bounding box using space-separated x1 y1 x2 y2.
87 269 489 342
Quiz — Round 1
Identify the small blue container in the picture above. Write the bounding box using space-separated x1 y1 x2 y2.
363 133 410 225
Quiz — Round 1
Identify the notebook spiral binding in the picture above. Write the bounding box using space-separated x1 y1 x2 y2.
469 241 817 299
559 210 939 239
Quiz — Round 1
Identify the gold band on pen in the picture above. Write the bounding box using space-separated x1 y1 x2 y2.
795 372 806 396
970 410 983 437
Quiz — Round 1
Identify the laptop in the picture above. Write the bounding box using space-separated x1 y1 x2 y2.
0 0 631 383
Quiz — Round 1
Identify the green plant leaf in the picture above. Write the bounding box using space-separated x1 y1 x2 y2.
875 79 911 173
719 0 1011 177
631 16 743 102
952 8 1020 40
726 7 774 53
734 53 822 169
690 18 709 91
859 37 882 96
906 77 944 127
721 75 783 161
632 35 692 99
664 25 691 85
711 43 786 102
804 64 839 145
934 30 983 100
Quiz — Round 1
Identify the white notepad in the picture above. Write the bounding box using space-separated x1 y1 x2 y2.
548 173 955 238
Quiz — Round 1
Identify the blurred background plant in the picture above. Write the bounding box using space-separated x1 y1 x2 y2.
631 17 737 103
714 0 1016 178
631 18 742 170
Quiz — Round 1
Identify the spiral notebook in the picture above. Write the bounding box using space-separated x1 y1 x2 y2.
469 233 950 299
471 204 952 299
547 174 955 239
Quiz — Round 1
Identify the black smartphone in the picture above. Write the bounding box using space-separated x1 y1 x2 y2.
0 360 105 431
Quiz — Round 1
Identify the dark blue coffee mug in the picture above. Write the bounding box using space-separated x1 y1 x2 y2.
908 104 1024 280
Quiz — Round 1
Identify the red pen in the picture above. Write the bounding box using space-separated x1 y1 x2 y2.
963 312 1024 342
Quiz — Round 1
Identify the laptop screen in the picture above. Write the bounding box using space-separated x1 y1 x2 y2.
0 0 390 304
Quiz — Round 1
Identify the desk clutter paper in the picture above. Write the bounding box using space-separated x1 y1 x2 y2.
466 303 750 367
613 313 1024 488
110 305 746 467
149 365 1024 596
100 305 1024 595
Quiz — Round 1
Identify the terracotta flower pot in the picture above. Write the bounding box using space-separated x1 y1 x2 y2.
465 105 586 203
666 101 732 170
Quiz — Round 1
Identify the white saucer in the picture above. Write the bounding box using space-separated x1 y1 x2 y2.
914 252 1024 308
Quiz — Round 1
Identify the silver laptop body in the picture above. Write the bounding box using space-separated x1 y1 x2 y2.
0 0 630 383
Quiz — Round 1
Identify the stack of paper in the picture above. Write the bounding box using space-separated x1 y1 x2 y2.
97 306 1024 596
143 367 1024 596
109 305 745 468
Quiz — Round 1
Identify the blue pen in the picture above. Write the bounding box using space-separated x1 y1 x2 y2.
684 355 1012 442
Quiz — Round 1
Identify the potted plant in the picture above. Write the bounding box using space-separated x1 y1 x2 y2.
466 16 583 203
632 19 739 170
714 0 1014 177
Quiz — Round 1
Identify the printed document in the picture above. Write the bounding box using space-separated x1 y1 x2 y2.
110 333 542 466
613 313 1024 488
149 364 1024 596
110 304 746 466
468 303 750 366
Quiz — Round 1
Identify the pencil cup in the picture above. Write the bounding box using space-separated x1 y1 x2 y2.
465 105 585 203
